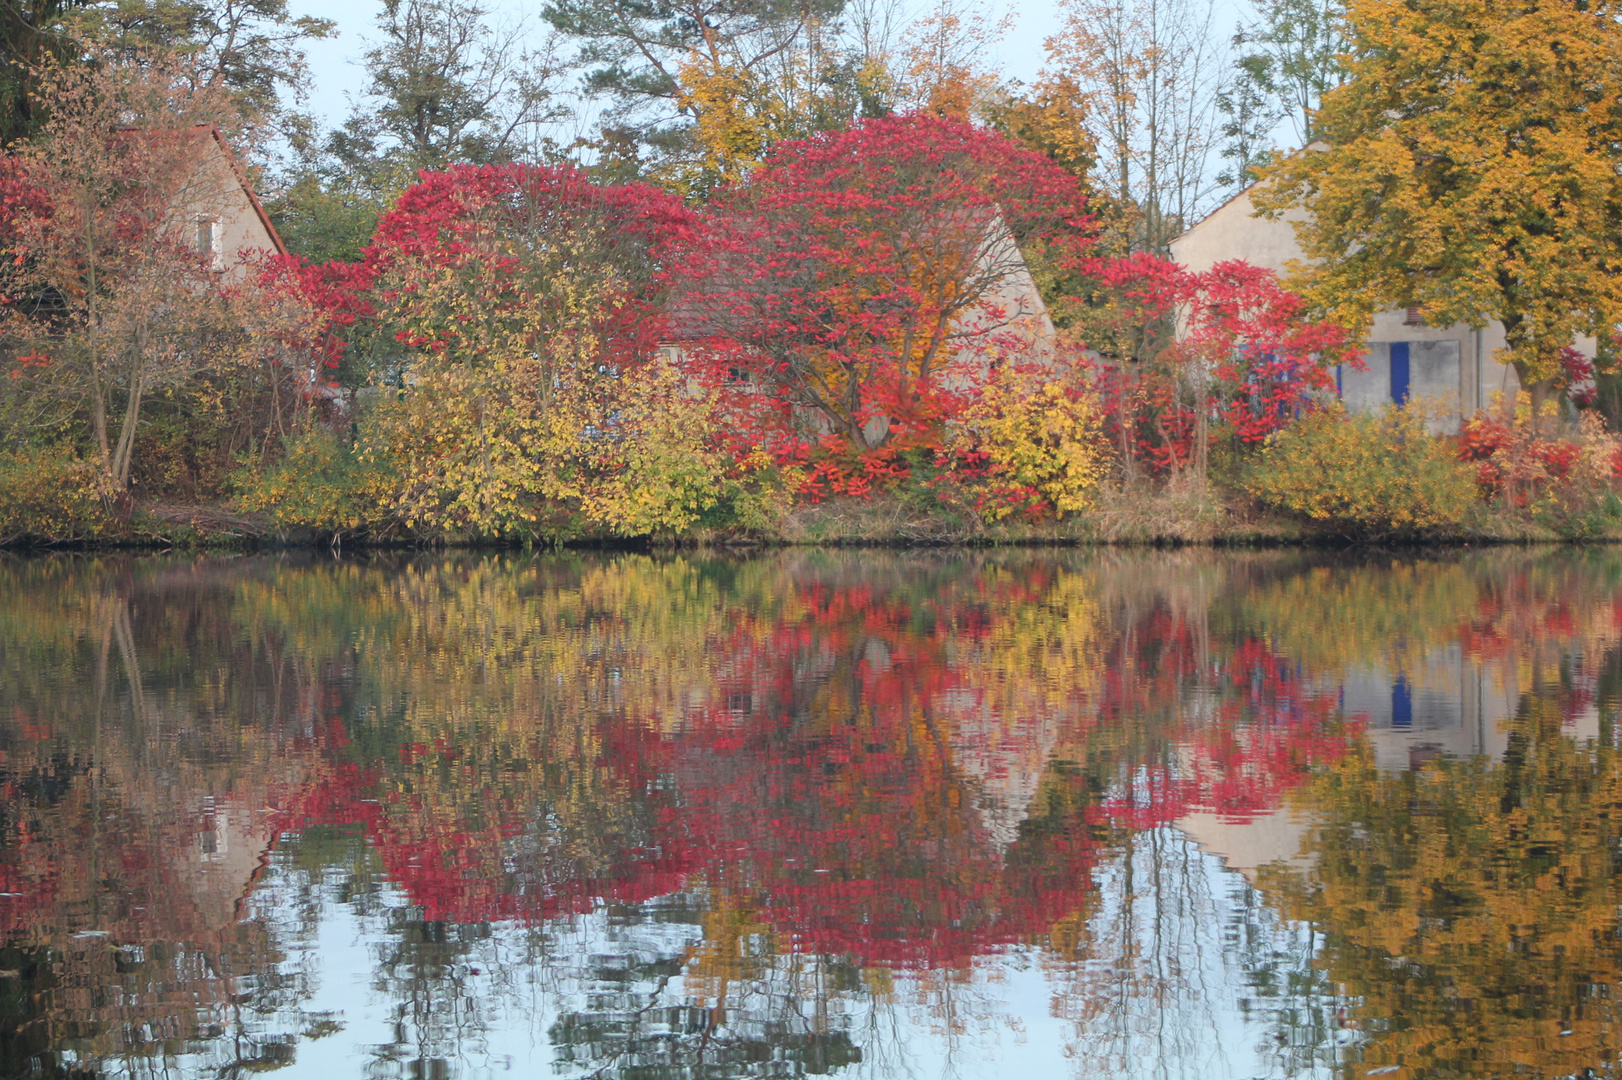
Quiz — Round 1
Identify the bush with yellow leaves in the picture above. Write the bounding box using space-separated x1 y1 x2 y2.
957 377 1113 521
1244 401 1478 537
0 446 110 545
234 425 400 539
366 354 733 541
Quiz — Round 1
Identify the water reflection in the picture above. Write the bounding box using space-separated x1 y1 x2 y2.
0 549 1618 1078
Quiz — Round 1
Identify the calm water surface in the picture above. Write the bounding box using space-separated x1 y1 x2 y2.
1 549 1619 1079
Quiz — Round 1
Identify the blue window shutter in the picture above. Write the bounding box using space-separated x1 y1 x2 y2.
1390 342 1411 404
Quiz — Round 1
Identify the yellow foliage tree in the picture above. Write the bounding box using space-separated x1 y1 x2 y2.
366 186 731 540
671 56 786 194
663 22 890 198
1254 0 1622 395
895 0 1010 121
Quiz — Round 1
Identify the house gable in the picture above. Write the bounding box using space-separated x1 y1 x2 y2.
188 127 286 272
126 125 286 275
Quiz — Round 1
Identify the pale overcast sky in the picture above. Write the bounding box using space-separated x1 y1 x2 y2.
284 0 1253 136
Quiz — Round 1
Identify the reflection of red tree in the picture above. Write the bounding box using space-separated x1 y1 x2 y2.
1090 611 1357 828
666 575 1103 966
286 575 1358 969
1180 641 1357 819
672 697 1082 969
0 766 64 939
285 721 704 925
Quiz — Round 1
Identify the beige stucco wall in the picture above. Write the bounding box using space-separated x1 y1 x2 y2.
941 218 1060 381
1167 186 1309 278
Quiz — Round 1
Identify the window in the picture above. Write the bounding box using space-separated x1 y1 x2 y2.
195 216 222 270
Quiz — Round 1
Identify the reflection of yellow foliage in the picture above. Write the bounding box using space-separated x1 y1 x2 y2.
686 893 777 1007
12 550 1622 1067
1264 689 1622 1077
1237 552 1622 679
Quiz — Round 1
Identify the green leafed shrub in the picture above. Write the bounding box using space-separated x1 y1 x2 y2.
234 426 400 539
1244 403 1478 537
0 447 111 545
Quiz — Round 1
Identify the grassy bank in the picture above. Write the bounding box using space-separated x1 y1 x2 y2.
7 483 1618 552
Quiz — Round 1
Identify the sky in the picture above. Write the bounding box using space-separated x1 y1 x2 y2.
283 0 1251 137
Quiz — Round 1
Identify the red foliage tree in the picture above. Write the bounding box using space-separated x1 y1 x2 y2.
269 163 707 385
1082 254 1360 479
694 113 1094 456
370 164 705 366
259 255 380 378
0 156 49 255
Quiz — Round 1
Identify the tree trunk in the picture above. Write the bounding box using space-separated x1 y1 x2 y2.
1193 379 1209 486
1517 361 1556 435
1117 362 1138 484
109 370 145 490
91 373 110 478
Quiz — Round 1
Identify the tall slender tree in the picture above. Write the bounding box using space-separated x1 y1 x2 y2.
1227 0 1348 148
1043 0 1228 255
327 0 568 190
543 0 846 165
1216 0 1348 190
0 0 83 144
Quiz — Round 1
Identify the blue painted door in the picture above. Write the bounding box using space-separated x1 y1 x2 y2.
1390 341 1411 405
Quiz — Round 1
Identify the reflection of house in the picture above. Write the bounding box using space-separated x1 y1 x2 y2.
934 688 1063 852
1177 809 1314 885
1177 648 1601 879
1339 647 1522 770
1167 176 1596 433
187 793 288 930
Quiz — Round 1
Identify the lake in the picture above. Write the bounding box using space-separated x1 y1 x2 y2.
0 548 1618 1079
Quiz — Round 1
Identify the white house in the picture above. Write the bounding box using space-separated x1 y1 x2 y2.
1167 179 1597 433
